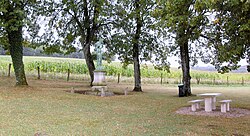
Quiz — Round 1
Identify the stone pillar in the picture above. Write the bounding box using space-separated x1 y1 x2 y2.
204 97 212 112
93 70 107 86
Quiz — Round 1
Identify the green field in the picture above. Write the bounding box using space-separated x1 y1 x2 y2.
0 55 249 85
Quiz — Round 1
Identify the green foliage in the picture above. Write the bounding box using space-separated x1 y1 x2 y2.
108 0 170 71
32 0 117 83
154 0 212 95
26 61 88 74
155 0 210 61
32 0 112 52
0 0 38 46
206 0 250 73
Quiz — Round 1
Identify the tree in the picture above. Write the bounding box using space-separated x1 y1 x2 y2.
34 0 113 86
108 0 169 92
155 0 210 96
206 0 250 73
0 0 32 86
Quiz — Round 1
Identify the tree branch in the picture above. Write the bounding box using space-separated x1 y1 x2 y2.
200 34 216 43
83 0 91 43
65 8 85 36
90 1 99 40
97 21 117 28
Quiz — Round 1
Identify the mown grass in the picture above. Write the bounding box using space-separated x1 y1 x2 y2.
0 77 249 135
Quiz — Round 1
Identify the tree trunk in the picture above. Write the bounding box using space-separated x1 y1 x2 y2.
81 0 99 86
132 0 142 92
7 27 28 86
133 43 142 92
247 48 250 72
83 42 95 86
180 40 191 96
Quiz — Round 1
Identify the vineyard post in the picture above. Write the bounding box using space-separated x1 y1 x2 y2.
242 77 244 86
118 73 120 84
160 73 163 84
37 66 40 79
8 63 11 77
227 76 229 86
67 69 70 81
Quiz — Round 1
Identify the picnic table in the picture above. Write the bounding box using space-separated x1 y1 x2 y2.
197 93 222 112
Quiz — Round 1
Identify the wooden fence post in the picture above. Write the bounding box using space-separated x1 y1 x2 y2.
8 63 11 77
242 77 244 86
160 73 163 84
67 69 70 81
117 73 120 84
37 66 40 79
227 76 229 86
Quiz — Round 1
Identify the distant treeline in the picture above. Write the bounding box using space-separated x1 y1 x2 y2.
0 46 84 59
191 66 248 73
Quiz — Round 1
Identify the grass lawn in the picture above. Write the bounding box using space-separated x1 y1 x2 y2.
0 76 249 135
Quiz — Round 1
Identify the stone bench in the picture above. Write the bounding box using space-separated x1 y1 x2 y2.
188 99 204 112
219 100 232 113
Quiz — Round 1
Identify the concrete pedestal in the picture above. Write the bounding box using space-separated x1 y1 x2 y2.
93 70 106 86
92 70 109 96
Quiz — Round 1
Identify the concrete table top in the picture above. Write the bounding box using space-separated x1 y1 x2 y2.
197 93 222 112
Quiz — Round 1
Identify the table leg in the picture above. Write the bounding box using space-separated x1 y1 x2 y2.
212 97 216 110
204 97 212 112
100 88 105 97
227 103 230 111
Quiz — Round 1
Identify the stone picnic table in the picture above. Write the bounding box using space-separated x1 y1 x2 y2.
197 93 222 112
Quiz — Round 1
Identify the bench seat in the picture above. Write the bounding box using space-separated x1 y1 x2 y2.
219 100 232 113
188 99 204 112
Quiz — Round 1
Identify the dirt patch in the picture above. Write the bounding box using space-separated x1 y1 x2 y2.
65 89 128 96
176 107 250 118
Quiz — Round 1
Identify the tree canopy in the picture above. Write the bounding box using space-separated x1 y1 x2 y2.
33 0 115 85
106 0 170 91
205 0 250 73
109 0 169 70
